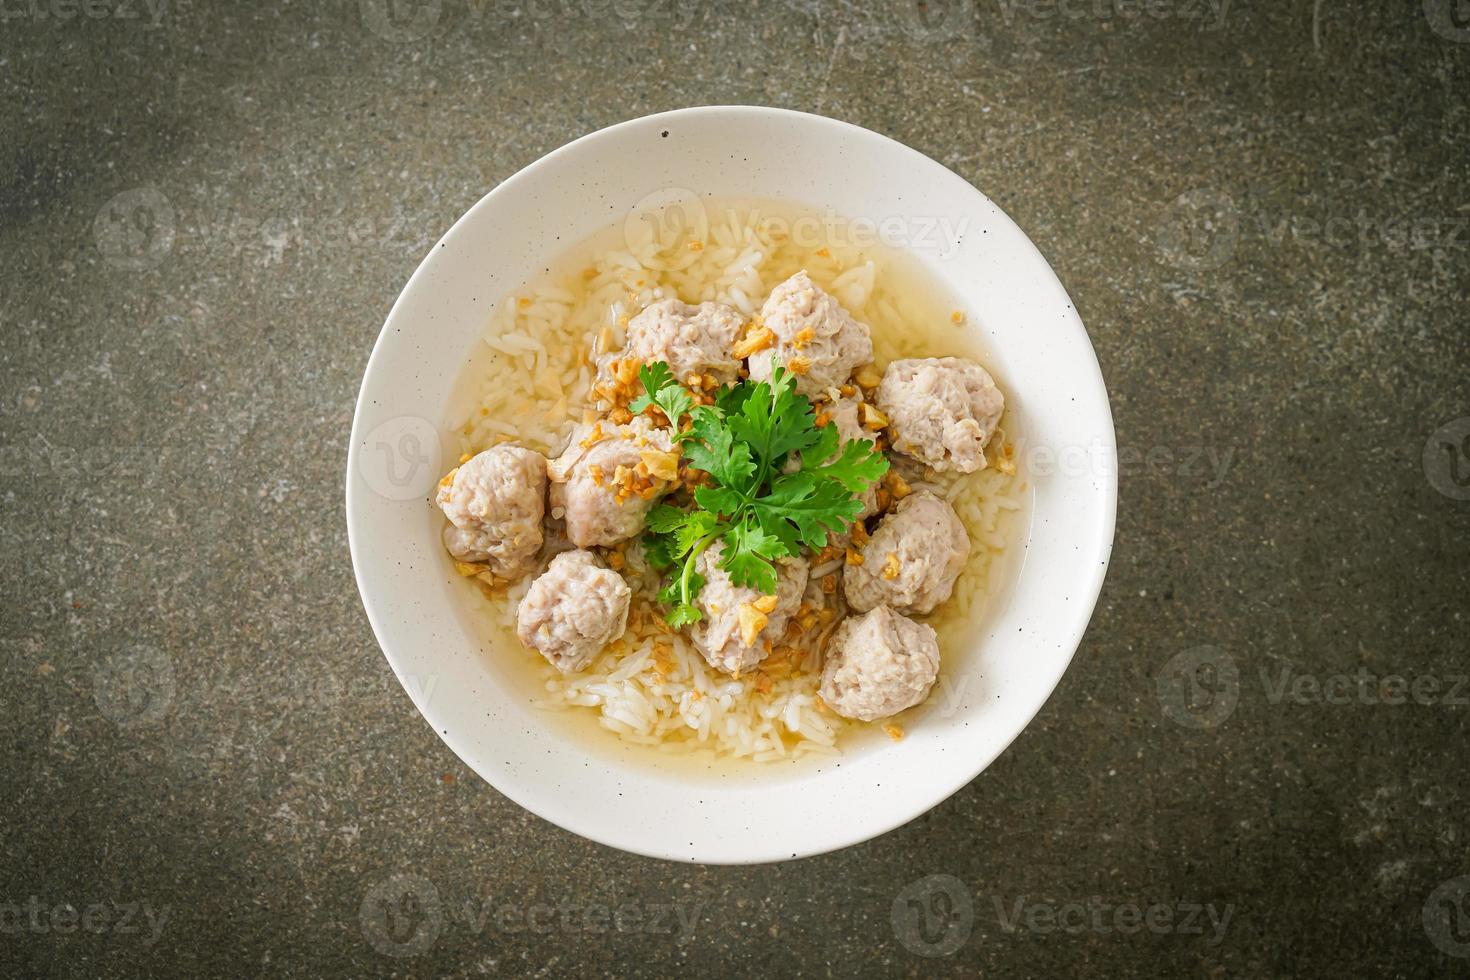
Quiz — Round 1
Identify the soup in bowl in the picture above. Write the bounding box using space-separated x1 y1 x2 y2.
346 106 1116 863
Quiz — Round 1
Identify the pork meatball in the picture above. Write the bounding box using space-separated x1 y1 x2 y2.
436 445 547 580
516 550 631 673
548 416 679 548
844 490 969 615
819 604 940 721
602 298 745 386
691 540 809 675
748 271 874 397
877 357 1004 473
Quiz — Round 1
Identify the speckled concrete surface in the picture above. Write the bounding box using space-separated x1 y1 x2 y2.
2 1 1468 976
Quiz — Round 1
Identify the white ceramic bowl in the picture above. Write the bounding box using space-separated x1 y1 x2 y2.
346 106 1116 864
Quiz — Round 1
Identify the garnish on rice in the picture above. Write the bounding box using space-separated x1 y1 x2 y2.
636 360 889 627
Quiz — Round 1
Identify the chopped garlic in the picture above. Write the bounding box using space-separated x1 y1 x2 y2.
640 449 680 482
886 471 912 500
737 603 770 647
731 326 776 359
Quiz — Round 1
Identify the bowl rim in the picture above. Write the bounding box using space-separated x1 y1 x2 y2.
346 104 1118 864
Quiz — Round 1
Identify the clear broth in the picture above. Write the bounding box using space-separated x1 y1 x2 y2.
444 197 1032 783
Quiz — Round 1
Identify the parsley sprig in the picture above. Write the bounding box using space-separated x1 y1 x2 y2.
636 361 888 627
628 362 695 431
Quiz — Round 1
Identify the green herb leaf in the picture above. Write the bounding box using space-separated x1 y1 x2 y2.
719 519 788 592
672 510 719 557
647 502 691 534
692 484 746 519
658 565 707 628
684 407 756 492
801 436 889 494
643 532 674 571
666 602 704 629
754 473 867 549
630 361 695 426
726 368 823 468
628 362 675 415
799 420 842 471
714 382 751 417
635 361 891 625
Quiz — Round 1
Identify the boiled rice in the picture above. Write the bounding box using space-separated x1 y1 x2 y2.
456 199 1027 761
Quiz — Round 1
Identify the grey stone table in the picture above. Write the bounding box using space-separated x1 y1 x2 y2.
2 1 1467 976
